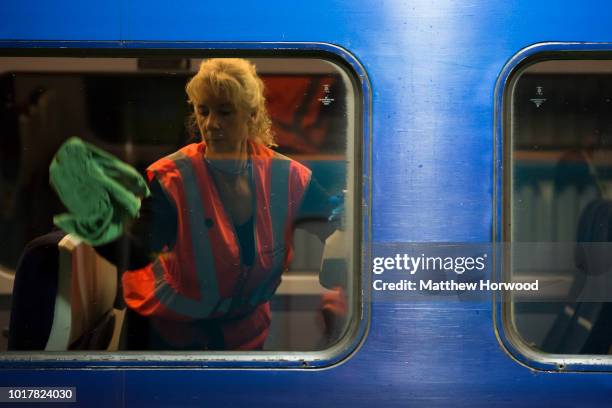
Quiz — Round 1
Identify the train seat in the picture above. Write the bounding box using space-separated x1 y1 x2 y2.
8 232 124 351
45 234 124 351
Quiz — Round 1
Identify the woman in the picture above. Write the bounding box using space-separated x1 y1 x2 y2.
96 58 339 350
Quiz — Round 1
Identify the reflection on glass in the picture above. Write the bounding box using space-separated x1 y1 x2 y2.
0 56 357 353
511 60 612 354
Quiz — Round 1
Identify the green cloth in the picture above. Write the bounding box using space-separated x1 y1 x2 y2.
49 137 150 246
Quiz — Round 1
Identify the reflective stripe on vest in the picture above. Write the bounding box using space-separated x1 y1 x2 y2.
248 158 290 305
150 152 293 318
151 150 221 318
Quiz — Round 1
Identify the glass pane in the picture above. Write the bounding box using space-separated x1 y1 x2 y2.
510 59 612 355
0 56 358 353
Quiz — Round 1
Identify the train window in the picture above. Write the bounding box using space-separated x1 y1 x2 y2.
0 53 364 364
505 58 612 362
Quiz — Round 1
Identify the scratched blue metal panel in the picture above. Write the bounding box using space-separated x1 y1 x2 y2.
2 0 612 407
0 0 120 40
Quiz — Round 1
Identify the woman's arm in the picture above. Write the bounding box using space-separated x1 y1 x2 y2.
294 176 341 241
94 178 177 270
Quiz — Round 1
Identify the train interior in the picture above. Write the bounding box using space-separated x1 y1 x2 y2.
511 60 612 355
0 56 356 352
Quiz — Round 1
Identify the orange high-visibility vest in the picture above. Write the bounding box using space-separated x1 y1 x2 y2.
122 141 311 349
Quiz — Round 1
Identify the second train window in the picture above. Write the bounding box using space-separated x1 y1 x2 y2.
508 59 612 355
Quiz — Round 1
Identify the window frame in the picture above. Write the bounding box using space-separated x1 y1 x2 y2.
494 43 612 372
0 41 371 369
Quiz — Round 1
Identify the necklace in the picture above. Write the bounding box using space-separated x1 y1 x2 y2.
204 157 250 175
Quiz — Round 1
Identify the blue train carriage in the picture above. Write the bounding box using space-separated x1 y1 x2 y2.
1 1 612 407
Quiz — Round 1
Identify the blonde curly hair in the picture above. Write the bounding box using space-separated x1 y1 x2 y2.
185 58 276 147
